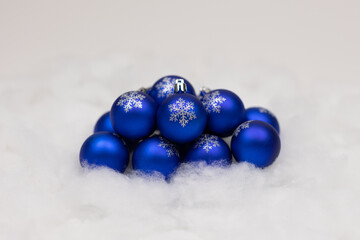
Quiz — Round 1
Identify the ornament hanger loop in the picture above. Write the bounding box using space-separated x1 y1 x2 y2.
174 79 187 93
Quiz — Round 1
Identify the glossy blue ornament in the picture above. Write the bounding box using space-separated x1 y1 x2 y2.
132 135 181 179
201 89 246 137
110 91 157 141
245 107 280 133
157 80 207 144
231 120 281 168
149 75 196 105
94 111 115 133
79 132 129 172
184 134 232 166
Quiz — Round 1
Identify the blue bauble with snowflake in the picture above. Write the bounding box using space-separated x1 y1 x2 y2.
184 134 232 166
245 107 280 133
149 75 196 105
110 91 157 141
94 111 115 133
157 79 207 144
132 135 181 179
201 89 246 137
231 120 281 168
79 132 129 172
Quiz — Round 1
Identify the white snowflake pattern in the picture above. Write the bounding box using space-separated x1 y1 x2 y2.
155 77 176 98
194 134 220 153
168 98 197 127
259 107 275 117
117 91 146 112
202 91 226 113
233 121 253 137
158 137 180 157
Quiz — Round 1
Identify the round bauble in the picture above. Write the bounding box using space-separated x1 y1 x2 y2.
149 75 196 105
110 91 157 141
245 107 280 133
132 135 181 179
94 111 115 133
157 80 207 144
231 120 281 168
79 132 129 172
201 89 246 137
184 134 232 166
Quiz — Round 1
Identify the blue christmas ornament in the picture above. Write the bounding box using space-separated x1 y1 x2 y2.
201 89 246 137
149 75 196 105
245 107 280 133
184 134 232 166
231 120 281 168
94 111 115 133
110 91 157 141
132 135 181 179
79 132 129 172
157 79 207 144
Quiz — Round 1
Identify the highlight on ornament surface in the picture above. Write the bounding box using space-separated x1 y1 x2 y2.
79 75 282 180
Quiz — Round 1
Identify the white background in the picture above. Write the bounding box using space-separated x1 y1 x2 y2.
1 0 359 239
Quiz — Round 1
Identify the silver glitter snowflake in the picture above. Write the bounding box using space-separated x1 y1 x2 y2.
155 77 176 98
194 134 220 153
158 137 180 157
117 91 146 112
259 107 275 117
233 121 253 137
202 91 226 113
168 97 197 127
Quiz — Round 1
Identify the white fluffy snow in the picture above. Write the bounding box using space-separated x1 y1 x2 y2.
1 0 360 239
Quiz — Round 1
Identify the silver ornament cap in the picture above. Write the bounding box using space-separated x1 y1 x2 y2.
174 79 187 93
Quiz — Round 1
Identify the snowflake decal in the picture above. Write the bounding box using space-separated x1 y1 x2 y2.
155 77 176 98
117 91 145 112
194 134 220 153
259 107 275 117
168 98 197 127
202 91 226 113
233 121 253 137
158 137 180 157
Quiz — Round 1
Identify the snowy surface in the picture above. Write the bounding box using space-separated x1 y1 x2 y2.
1 1 360 239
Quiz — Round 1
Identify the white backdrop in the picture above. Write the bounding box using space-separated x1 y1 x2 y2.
1 0 359 239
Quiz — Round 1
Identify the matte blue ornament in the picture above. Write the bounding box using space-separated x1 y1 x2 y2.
231 120 281 168
184 134 232 166
149 75 196 105
201 89 246 137
110 91 157 141
94 111 115 133
79 132 129 172
157 80 207 144
245 107 280 133
132 135 181 179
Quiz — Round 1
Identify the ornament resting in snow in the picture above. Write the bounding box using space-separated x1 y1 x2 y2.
149 75 196 105
157 79 207 144
110 91 157 141
201 89 246 137
231 120 281 168
184 134 232 166
132 135 181 179
245 107 280 133
79 132 129 172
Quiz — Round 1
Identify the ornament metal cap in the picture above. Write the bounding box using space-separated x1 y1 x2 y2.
200 87 211 96
174 79 187 93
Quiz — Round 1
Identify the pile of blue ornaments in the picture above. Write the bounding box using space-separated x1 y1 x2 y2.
80 75 281 179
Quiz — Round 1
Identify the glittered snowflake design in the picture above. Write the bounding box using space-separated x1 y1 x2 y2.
259 107 275 117
117 91 145 112
158 137 180 157
202 91 226 113
194 134 220 153
168 97 197 127
155 77 176 98
233 121 253 137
